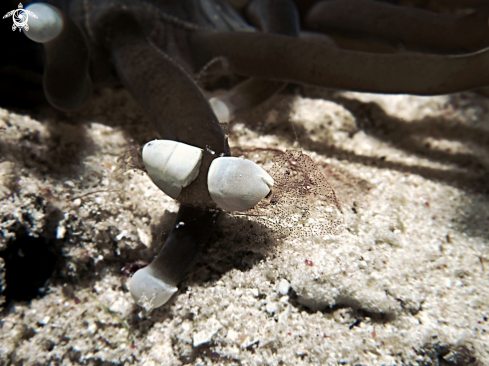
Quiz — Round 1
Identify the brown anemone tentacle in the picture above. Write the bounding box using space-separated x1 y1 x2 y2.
311 32 400 54
29 4 92 111
191 31 489 95
299 31 338 48
305 0 489 54
301 29 489 96
210 0 303 121
147 205 220 288
301 29 397 55
209 77 286 121
106 11 229 208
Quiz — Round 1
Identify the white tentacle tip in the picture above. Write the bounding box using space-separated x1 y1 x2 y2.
23 3 63 43
209 97 232 122
208 157 274 211
129 267 178 310
142 140 203 199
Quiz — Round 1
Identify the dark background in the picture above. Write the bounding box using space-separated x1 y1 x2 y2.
1 0 47 109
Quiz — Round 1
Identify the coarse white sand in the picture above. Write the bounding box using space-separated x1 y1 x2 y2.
0 86 488 365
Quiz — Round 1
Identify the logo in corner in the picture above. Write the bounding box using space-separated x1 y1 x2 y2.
3 3 37 32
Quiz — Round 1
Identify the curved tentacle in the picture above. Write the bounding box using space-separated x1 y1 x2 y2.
23 3 91 111
304 0 489 54
209 0 302 121
209 77 286 121
130 206 220 309
150 206 218 286
100 11 229 208
304 31 400 54
87 11 232 309
191 31 489 95
299 31 338 47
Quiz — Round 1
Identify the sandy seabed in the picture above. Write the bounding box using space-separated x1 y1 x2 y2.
0 86 488 365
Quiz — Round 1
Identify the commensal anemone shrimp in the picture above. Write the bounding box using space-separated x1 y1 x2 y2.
6 0 489 309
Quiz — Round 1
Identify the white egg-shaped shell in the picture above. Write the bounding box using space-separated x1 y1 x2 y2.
208 157 274 211
23 4 63 43
142 140 203 199
130 267 177 309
